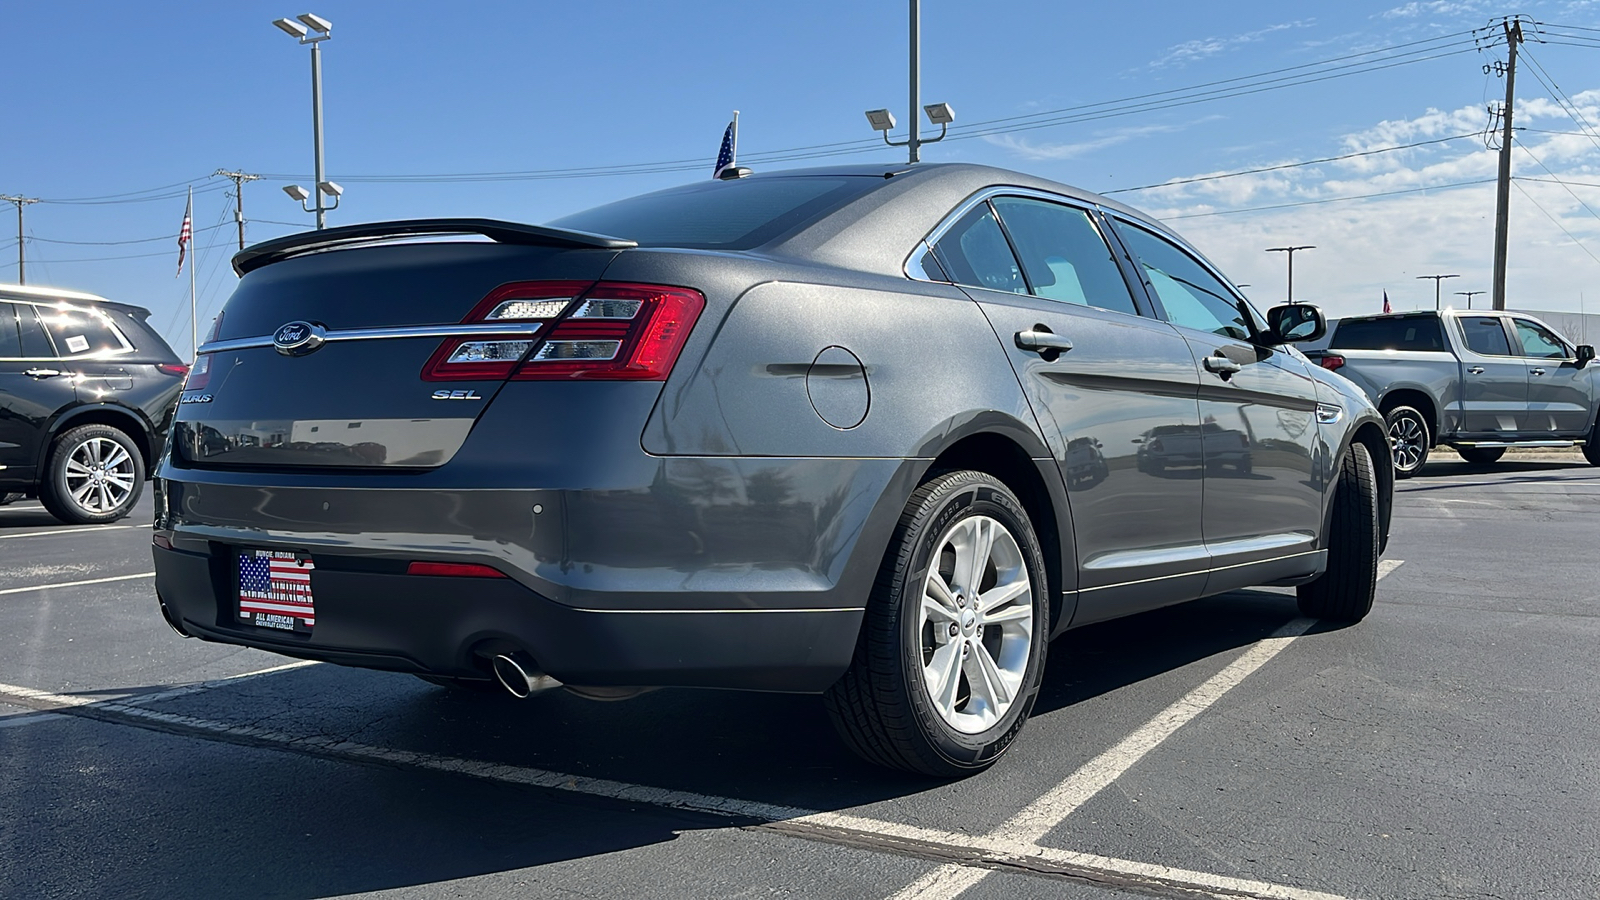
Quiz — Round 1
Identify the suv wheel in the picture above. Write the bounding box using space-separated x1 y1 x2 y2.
1585 417 1600 466
40 424 145 525
1297 442 1380 622
1385 406 1431 478
825 470 1048 777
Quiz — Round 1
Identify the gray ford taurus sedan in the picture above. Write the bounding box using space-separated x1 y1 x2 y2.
152 163 1392 776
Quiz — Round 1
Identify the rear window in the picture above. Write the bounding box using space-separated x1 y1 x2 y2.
1330 317 1447 351
37 305 130 357
546 177 876 250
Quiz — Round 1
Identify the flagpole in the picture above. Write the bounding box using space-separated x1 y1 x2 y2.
188 186 198 360
731 110 739 166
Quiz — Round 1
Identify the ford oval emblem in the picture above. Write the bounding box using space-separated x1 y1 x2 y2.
272 321 326 356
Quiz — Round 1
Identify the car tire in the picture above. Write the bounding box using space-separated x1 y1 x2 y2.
1384 406 1431 478
1584 418 1600 466
413 674 505 694
1297 442 1380 622
1458 446 1505 465
39 424 145 525
824 470 1049 777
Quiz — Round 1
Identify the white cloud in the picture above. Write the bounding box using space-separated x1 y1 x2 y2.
1123 98 1600 319
980 122 1204 161
1380 1 1489 20
1148 21 1315 69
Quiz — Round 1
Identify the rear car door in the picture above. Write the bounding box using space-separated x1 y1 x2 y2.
1511 317 1593 436
1453 315 1526 436
1108 219 1322 584
0 302 74 482
920 193 1208 621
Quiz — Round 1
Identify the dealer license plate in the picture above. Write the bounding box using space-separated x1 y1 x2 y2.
237 549 316 633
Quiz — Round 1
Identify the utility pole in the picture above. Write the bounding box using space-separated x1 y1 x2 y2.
1491 18 1523 310
1418 274 1460 310
214 170 260 251
1455 290 1486 309
0 195 40 284
1265 245 1315 304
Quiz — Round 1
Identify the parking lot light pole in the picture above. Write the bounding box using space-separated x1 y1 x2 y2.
1417 274 1460 310
1455 289 1486 309
273 14 336 229
864 1 954 165
1265 245 1314 304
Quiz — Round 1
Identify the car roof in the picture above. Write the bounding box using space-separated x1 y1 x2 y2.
0 283 154 319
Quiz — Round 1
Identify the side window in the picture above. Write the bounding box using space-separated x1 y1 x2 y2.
1458 316 1513 356
989 197 1139 316
10 304 56 358
38 306 127 357
0 304 20 359
1114 222 1254 340
929 204 1026 295
1513 320 1568 359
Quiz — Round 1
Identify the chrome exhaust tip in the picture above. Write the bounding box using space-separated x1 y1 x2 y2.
490 652 562 699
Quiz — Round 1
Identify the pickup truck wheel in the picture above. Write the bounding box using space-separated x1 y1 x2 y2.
39 424 145 525
825 470 1048 777
1458 447 1505 465
1298 442 1379 622
1585 419 1600 466
1385 406 1431 478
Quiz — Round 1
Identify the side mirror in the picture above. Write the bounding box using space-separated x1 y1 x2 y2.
1577 344 1595 367
1264 303 1326 345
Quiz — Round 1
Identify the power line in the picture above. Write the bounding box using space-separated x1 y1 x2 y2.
1514 144 1600 227
1165 178 1496 220
25 222 230 246
1512 177 1600 268
1102 133 1483 194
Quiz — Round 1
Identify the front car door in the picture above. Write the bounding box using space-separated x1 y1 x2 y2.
916 192 1208 624
1453 314 1527 436
1510 317 1594 436
0 301 75 486
1107 219 1323 591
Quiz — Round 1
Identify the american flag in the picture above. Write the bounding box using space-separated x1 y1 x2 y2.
239 550 315 626
712 117 737 179
1382 290 1391 314
176 191 193 278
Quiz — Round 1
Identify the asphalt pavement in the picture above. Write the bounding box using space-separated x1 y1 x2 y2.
2 454 1597 900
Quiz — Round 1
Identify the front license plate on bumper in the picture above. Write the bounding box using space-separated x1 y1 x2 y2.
237 549 316 634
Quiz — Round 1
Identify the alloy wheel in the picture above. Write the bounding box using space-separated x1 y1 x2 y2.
919 515 1035 734
63 436 136 514
1389 415 1427 473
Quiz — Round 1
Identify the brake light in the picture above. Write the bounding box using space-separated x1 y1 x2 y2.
422 280 593 381
406 561 507 578
513 283 704 381
1318 354 1346 371
157 363 190 378
183 354 213 390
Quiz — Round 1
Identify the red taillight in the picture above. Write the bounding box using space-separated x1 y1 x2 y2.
1317 354 1346 371
157 363 190 378
406 561 507 578
421 280 705 383
183 354 212 390
513 283 704 381
422 280 594 382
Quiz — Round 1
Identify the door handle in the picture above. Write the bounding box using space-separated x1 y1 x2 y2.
1014 329 1073 355
1530 367 1546 376
1467 366 1485 375
1203 356 1243 379
23 368 63 379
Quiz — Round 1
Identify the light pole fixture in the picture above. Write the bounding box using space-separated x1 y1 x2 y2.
1265 245 1315 304
864 1 952 164
1454 289 1486 309
1417 274 1460 310
274 12 338 229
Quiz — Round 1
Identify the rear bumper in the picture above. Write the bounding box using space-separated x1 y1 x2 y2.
154 543 862 692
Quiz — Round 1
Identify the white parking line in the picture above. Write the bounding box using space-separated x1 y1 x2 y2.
888 561 1404 900
0 572 154 596
0 523 150 541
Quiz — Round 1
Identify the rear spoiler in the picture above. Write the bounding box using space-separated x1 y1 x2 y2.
231 218 637 275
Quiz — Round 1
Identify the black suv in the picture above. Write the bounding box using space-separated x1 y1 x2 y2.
0 284 186 523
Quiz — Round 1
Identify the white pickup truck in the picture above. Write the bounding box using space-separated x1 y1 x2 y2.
1304 309 1598 476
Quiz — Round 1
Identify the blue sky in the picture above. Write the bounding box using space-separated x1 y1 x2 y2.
5 1 1600 354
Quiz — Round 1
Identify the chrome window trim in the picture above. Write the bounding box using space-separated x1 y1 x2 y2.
905 185 1116 284
198 322 544 355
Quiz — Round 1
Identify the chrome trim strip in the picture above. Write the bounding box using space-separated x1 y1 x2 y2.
1079 549 1322 592
1083 532 1312 571
199 322 543 354
569 606 866 615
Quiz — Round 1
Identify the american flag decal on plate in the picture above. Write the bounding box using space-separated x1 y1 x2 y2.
238 549 315 632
